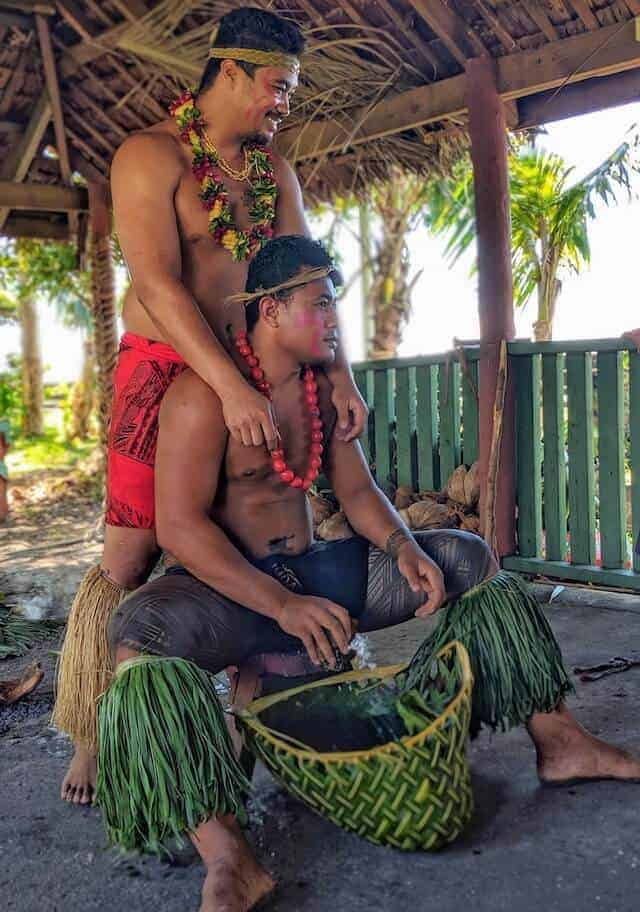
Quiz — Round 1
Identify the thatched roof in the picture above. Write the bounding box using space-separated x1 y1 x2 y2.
1 0 640 239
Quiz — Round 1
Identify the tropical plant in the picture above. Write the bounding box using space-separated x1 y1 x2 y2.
424 135 640 340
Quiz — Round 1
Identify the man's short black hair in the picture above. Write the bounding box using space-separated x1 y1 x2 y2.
245 235 342 332
198 8 305 94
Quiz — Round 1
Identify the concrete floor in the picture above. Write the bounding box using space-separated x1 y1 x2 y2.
1 596 639 912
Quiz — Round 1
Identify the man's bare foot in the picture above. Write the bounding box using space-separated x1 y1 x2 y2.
60 745 97 805
529 706 640 785
195 816 275 912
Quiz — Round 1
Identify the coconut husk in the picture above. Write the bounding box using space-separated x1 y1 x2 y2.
398 507 412 527
394 486 415 509
309 493 335 527
406 499 455 531
463 462 480 508
418 490 448 504
446 465 468 506
460 514 481 535
317 511 355 541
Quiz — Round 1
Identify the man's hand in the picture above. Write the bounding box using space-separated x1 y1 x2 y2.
276 594 353 667
623 329 640 350
222 377 280 450
331 377 368 442
396 541 446 617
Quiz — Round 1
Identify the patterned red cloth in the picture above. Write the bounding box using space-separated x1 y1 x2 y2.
106 332 186 528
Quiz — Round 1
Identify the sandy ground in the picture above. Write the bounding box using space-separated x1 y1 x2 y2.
1 472 640 911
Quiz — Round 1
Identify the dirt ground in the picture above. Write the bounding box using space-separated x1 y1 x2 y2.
1 471 640 911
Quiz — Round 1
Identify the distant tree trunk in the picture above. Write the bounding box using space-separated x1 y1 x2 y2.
19 294 43 436
68 336 96 440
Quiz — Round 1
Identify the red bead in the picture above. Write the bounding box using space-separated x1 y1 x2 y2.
280 470 294 483
291 476 304 488
311 418 323 430
236 330 247 340
311 442 323 455
251 367 264 380
271 448 284 459
302 480 313 491
309 407 320 417
305 379 318 392
305 393 318 406
272 459 286 473
310 456 322 469
238 344 251 356
311 430 323 442
246 355 258 367
303 368 314 380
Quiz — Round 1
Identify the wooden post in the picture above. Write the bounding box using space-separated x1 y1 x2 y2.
466 57 516 558
88 181 118 457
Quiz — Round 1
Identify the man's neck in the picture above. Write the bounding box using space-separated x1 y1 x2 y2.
249 326 301 389
195 87 248 155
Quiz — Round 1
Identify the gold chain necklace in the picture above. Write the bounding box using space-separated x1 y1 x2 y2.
201 129 251 182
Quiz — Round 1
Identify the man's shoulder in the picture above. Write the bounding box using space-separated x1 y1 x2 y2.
112 122 183 178
160 369 225 428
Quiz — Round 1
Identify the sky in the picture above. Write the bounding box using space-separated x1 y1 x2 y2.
1 100 639 381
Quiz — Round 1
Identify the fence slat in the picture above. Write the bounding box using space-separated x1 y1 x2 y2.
597 352 626 569
395 366 416 489
515 353 542 557
630 351 640 572
541 353 567 561
415 364 439 491
438 360 460 486
354 369 374 468
566 352 596 565
373 368 395 494
462 358 479 466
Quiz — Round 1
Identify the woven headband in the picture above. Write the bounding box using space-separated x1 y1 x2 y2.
207 46 300 72
225 266 336 310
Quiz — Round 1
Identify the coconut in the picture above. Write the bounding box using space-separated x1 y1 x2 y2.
309 494 335 526
317 512 355 541
460 514 481 535
406 499 453 530
394 486 415 509
398 507 412 527
446 465 468 506
463 462 480 508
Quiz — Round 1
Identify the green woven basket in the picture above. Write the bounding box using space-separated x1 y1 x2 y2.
239 640 474 851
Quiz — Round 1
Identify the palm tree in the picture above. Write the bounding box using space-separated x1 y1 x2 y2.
424 136 640 341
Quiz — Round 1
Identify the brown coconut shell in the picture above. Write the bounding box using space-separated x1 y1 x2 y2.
394 486 415 510
463 462 480 508
398 507 412 527
317 511 355 541
309 493 335 526
460 514 481 535
446 465 468 506
406 499 454 530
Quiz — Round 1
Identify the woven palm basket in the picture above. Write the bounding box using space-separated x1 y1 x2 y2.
239 641 473 851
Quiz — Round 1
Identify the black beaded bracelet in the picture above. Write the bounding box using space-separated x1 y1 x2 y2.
384 528 413 560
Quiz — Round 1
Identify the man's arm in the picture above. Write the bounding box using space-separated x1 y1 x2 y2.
111 132 278 449
326 434 446 614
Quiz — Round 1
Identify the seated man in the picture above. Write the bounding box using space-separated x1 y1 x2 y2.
100 236 640 912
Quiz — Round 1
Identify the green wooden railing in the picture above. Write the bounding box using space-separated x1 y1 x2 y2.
503 339 640 591
352 350 480 496
353 339 640 591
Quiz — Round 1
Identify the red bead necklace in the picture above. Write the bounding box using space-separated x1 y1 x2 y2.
234 330 323 491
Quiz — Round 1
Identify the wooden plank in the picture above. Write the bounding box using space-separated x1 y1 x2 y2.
375 0 441 76
0 180 87 210
0 48 27 117
630 350 640 573
518 69 640 129
406 0 486 66
395 366 417 490
438 360 461 489
55 0 96 42
0 1 55 13
279 21 640 161
566 352 596 565
462 357 479 466
509 338 635 355
2 215 68 239
541 353 568 561
566 0 600 30
373 369 395 494
473 0 518 52
415 364 439 492
515 354 542 557
353 348 480 373
597 352 627 568
522 0 558 42
0 92 51 230
354 369 374 469
502 556 640 592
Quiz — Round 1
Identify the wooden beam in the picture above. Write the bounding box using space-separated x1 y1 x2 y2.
566 0 599 30
55 0 96 42
0 9 30 28
406 0 487 66
518 67 640 127
2 215 68 239
35 15 71 181
0 91 51 229
0 179 88 210
0 1 55 13
279 19 640 161
375 0 441 77
473 0 518 53
0 49 27 116
522 0 558 42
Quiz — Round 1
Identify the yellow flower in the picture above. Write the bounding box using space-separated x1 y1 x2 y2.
222 229 238 251
173 102 192 119
209 200 224 220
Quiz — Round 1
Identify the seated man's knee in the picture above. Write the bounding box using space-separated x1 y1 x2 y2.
413 528 495 595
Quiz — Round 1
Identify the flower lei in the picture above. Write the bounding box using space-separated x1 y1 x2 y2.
170 90 277 261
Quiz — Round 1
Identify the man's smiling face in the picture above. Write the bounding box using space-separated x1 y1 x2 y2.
238 64 298 144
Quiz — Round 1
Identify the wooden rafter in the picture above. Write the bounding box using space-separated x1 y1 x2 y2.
375 0 442 78
0 0 55 13
3 215 68 239
0 91 51 230
566 0 600 30
0 179 88 210
0 48 27 117
522 1 558 42
55 0 96 42
473 0 518 52
518 66 640 127
279 18 640 161
406 0 487 66
35 14 71 182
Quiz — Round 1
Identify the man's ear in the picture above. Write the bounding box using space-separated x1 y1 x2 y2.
220 59 239 86
260 295 280 328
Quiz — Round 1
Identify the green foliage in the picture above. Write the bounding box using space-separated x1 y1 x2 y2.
0 355 25 435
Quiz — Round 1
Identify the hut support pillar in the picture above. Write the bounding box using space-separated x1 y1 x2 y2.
88 181 118 457
466 57 516 558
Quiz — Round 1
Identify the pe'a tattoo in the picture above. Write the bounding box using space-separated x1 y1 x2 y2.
385 528 413 560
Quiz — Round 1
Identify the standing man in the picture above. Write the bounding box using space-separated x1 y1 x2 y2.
53 7 367 804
